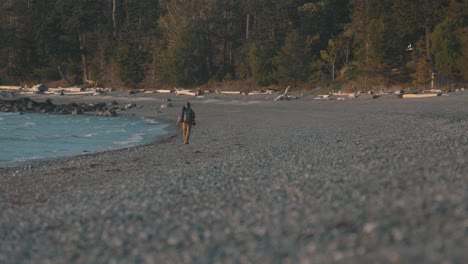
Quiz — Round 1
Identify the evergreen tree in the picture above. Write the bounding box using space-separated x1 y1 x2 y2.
55 0 104 83
274 30 310 86
114 0 160 88
432 21 461 79
247 40 278 86
0 0 465 88
157 0 211 86
431 0 468 80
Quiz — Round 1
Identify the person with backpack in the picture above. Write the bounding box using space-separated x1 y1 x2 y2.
176 102 196 144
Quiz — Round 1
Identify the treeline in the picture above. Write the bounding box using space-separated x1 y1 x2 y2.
0 0 466 90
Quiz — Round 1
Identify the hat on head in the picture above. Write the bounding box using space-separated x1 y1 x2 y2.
186 102 191 107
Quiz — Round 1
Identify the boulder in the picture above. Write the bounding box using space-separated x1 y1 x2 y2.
160 103 173 108
96 109 117 117
71 109 83 115
92 102 107 110
32 83 48 92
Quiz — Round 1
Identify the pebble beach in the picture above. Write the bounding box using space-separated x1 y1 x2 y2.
1 91 467 263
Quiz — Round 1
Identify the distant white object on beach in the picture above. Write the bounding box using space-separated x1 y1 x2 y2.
0 85 22 91
274 85 292 101
32 83 48 92
220 91 241 95
156 89 172 93
175 89 197 96
125 103 137 109
315 94 330 100
401 93 441 99
424 89 442 93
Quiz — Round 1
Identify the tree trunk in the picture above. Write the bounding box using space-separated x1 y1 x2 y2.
58 64 72 86
223 11 228 72
425 26 432 65
332 57 336 81
79 32 89 83
113 0 118 36
245 13 250 40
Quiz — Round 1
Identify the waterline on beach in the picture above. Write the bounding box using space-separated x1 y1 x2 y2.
0 112 168 167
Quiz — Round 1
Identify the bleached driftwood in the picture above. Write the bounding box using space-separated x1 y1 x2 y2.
61 87 83 92
424 89 442 93
341 93 357 99
176 89 197 96
401 93 441 99
274 86 294 101
314 95 330 100
0 86 22 90
220 91 241 95
156 89 172 93
247 91 265 95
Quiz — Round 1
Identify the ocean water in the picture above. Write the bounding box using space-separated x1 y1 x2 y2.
0 112 168 167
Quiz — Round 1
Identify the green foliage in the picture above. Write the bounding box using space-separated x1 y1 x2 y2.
166 26 210 86
113 0 160 88
116 43 146 88
56 0 104 34
0 0 466 88
247 41 278 86
274 30 310 85
31 68 61 83
156 0 211 86
432 21 461 79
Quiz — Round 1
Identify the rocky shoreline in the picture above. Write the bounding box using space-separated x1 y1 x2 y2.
0 97 118 117
0 92 467 263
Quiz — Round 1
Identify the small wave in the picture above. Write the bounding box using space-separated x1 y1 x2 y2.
12 155 45 162
114 133 144 145
105 129 127 133
20 122 36 127
75 133 100 138
20 134 68 140
143 118 159 125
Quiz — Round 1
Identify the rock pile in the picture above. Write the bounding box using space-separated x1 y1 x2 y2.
0 97 116 117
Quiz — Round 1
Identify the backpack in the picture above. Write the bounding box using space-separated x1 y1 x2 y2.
184 107 193 122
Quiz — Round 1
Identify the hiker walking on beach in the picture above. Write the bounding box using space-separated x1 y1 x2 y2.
177 102 196 144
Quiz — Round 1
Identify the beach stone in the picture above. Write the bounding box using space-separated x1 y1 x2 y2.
92 102 108 110
71 109 83 115
125 103 137 109
160 103 173 108
0 91 467 263
95 110 116 117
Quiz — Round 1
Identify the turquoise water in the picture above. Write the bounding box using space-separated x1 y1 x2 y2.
0 112 168 167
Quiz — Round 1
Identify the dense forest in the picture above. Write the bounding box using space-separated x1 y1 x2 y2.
0 0 466 91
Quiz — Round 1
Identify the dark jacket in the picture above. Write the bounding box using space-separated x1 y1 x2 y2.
178 106 196 124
